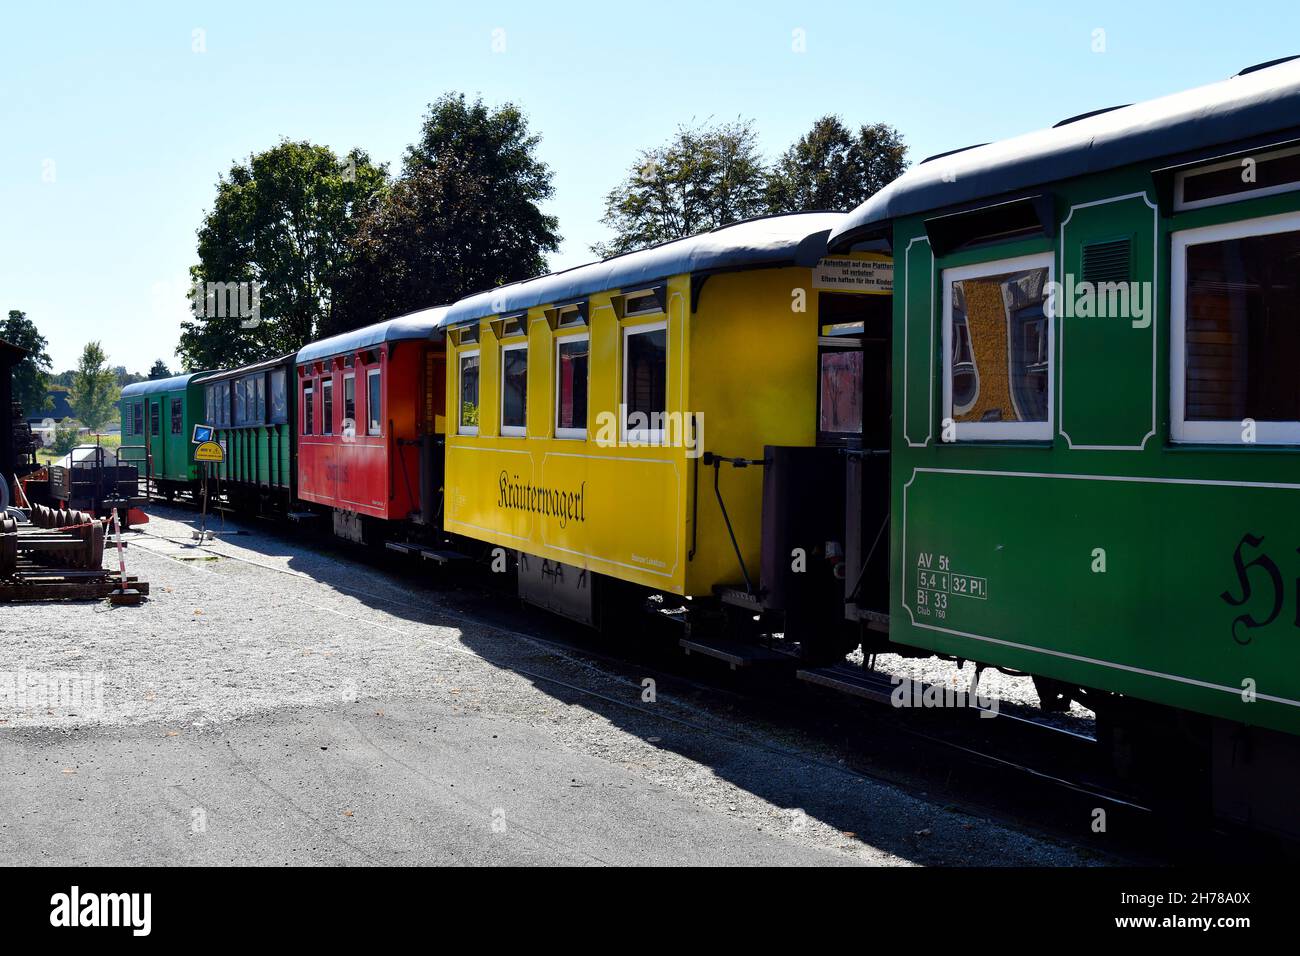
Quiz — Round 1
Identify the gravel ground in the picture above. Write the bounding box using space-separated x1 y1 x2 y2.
0 506 1109 866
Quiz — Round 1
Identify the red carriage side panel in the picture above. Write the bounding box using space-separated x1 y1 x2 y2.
294 309 448 524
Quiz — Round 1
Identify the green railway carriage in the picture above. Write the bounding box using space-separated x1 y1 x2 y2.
119 373 214 495
828 57 1300 832
197 355 296 514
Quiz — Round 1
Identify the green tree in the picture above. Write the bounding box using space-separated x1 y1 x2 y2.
148 360 172 380
766 116 908 213
593 119 767 257
1 310 53 413
335 94 560 331
68 341 119 434
178 141 388 370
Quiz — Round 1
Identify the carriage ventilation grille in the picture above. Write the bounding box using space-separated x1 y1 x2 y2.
1081 238 1131 285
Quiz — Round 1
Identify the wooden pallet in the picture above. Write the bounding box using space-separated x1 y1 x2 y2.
0 567 149 602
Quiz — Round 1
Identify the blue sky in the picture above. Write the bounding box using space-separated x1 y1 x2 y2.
1 0 1295 372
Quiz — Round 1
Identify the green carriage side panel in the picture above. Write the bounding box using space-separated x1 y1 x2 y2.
201 356 295 497
119 373 212 484
888 170 1300 737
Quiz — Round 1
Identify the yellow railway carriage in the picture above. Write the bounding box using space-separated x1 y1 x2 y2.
438 213 891 626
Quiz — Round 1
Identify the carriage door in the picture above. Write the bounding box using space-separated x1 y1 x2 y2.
819 290 892 620
419 346 447 525
149 399 163 476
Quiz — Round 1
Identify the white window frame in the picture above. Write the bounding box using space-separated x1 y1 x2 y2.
458 348 480 436
1171 209 1300 444
1174 144 1300 212
342 372 356 437
941 251 1054 442
622 320 668 445
366 368 382 437
554 331 590 440
302 383 314 436
499 341 528 438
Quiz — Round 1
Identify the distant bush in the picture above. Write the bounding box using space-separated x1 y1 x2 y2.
51 421 83 456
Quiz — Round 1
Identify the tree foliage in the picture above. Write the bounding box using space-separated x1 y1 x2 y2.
766 116 908 213
595 115 908 255
593 119 768 258
69 341 119 433
1 310 53 414
178 141 388 370
334 94 560 332
148 360 172 380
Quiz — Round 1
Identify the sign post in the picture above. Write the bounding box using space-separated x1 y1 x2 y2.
192 435 224 540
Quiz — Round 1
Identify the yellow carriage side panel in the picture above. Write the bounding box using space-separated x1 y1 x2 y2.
682 266 820 596
443 281 691 593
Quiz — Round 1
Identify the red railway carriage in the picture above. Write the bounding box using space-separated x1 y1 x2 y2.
294 307 448 541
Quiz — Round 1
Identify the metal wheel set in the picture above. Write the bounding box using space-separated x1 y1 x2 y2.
0 507 146 601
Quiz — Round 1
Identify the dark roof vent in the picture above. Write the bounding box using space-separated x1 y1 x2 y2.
1236 55 1300 77
920 143 988 165
1053 104 1130 128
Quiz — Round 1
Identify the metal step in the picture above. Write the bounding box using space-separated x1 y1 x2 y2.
796 663 899 704
679 636 796 670
715 585 763 612
385 541 470 564
846 605 891 633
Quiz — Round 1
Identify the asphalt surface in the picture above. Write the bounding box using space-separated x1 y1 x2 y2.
0 506 1105 866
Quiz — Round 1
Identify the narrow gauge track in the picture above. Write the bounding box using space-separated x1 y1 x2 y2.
126 499 1284 864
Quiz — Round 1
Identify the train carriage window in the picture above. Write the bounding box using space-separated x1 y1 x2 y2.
1176 144 1300 211
367 369 382 436
269 370 287 425
556 334 589 439
150 402 160 436
132 402 143 435
170 397 182 435
321 378 334 436
623 322 667 443
204 387 215 427
501 342 528 437
343 373 356 437
1172 211 1300 443
942 253 1053 441
459 350 480 435
235 377 248 425
254 374 266 423
302 382 314 436
819 344 864 436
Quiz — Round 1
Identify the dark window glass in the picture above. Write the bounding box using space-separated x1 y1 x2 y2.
1185 229 1300 421
150 402 160 436
235 377 248 425
459 353 479 430
133 402 143 435
1183 151 1300 206
204 387 215 428
253 375 265 424
321 379 333 435
269 370 287 424
625 327 667 431
367 371 381 436
557 338 589 433
171 397 182 434
949 267 1050 423
303 384 314 435
344 375 356 431
819 348 864 434
501 346 528 432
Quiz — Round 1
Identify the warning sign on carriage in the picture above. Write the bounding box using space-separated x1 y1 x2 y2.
194 440 225 463
813 256 893 293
